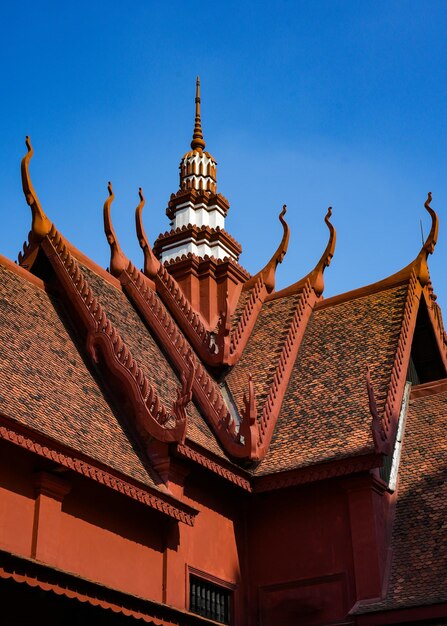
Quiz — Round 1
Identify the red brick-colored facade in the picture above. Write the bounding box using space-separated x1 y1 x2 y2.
1 82 447 624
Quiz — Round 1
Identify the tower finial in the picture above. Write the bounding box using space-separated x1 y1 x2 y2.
191 76 206 151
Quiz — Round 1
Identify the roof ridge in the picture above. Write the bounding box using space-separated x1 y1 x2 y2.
44 226 192 448
123 263 259 459
105 191 259 461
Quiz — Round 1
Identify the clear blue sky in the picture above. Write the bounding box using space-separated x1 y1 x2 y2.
1 1 447 311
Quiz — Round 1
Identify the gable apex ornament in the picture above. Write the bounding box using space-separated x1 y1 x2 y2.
21 136 52 241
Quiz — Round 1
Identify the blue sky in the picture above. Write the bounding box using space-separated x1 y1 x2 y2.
1 1 447 310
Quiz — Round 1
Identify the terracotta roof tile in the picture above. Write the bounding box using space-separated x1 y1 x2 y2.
254 284 409 474
0 264 157 489
357 383 447 613
226 294 300 414
80 264 228 460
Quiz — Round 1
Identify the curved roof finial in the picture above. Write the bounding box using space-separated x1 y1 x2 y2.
422 192 438 255
268 206 336 300
21 136 52 240
135 187 160 278
309 207 336 296
243 205 290 293
414 192 438 286
103 182 128 277
191 76 206 151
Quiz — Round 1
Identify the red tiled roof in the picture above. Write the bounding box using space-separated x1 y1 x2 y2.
226 293 300 415
254 283 410 474
356 380 447 613
0 264 157 489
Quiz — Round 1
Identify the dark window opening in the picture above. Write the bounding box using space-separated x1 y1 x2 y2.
407 298 445 385
189 575 231 624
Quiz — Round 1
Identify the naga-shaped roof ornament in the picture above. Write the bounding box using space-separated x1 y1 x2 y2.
413 192 438 287
135 188 160 278
244 205 290 293
21 136 52 241
271 206 336 299
307 207 336 296
191 76 206 151
103 182 129 277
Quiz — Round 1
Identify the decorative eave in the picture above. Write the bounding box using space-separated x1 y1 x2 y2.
166 188 229 220
105 192 261 462
19 140 194 482
0 413 197 525
153 224 243 261
0 548 240 624
254 452 382 493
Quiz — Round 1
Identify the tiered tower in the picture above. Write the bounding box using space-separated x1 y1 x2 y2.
153 78 249 328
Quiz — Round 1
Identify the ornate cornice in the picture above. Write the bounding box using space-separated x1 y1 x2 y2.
153 224 242 260
176 443 252 491
166 188 229 220
0 414 197 525
254 453 381 493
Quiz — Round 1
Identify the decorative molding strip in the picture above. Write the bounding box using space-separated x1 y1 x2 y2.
0 548 220 624
257 280 315 454
254 453 381 493
228 275 267 363
0 415 196 525
176 443 252 491
42 227 189 446
423 282 447 372
382 270 420 435
123 263 263 459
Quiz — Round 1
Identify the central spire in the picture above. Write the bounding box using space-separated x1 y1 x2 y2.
191 77 206 151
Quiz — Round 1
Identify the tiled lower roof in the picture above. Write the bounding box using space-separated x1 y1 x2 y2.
356 380 447 613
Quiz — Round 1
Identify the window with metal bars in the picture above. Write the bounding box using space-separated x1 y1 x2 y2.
189 575 231 624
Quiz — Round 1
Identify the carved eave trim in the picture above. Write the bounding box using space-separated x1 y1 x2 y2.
268 206 336 302
226 275 268 366
254 452 381 493
38 226 189 451
119 263 259 460
176 442 252 491
167 189 230 220
0 549 239 623
254 280 318 460
421 285 447 373
243 205 290 293
0 413 197 525
381 270 422 441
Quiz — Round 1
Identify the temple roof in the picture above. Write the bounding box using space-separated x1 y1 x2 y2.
354 378 447 615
